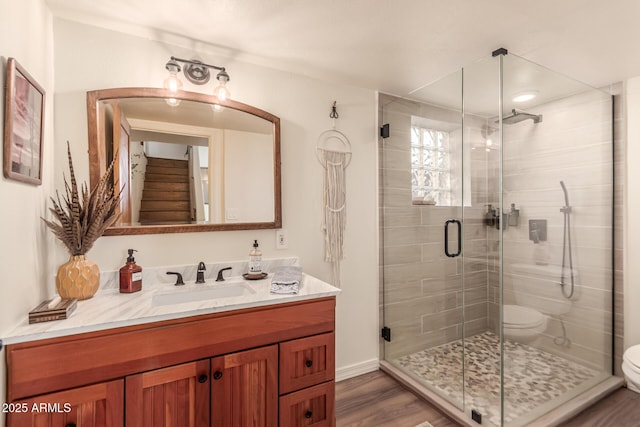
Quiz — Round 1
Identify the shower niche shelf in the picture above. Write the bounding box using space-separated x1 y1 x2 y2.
484 203 520 229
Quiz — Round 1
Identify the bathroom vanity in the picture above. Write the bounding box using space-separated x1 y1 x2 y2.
3 274 339 426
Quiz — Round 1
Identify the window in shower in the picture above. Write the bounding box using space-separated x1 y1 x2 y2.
411 125 451 205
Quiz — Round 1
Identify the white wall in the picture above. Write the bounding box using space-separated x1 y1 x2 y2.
225 129 274 223
145 141 189 160
0 0 55 422
52 19 379 378
625 77 640 349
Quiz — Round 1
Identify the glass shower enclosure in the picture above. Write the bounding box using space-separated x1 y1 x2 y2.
379 49 616 426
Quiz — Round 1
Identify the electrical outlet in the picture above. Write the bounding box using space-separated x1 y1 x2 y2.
276 229 288 249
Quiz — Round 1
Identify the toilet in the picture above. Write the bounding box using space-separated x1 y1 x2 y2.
622 345 640 393
501 263 575 344
503 304 548 343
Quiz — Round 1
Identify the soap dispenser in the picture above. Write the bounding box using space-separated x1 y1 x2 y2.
248 240 262 277
119 249 142 293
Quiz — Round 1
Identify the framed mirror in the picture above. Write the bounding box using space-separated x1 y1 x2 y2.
87 88 281 235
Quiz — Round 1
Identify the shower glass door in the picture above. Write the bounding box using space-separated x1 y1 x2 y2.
379 69 466 411
459 56 504 426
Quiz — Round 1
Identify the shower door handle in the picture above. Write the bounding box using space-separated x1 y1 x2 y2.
444 219 462 257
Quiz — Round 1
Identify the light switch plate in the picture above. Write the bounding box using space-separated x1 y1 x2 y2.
276 229 288 249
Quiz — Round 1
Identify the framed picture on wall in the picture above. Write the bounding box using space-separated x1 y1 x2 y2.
3 57 45 185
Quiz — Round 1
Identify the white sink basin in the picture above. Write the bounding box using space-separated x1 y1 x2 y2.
152 282 255 306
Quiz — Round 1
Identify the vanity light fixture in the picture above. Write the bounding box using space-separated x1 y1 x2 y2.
164 56 231 103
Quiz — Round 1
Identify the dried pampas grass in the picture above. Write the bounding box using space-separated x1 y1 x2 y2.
43 142 121 256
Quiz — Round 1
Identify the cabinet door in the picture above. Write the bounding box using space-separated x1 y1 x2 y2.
7 379 124 427
126 359 210 427
211 344 278 427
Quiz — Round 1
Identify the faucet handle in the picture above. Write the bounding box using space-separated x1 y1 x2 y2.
216 267 232 282
166 272 185 286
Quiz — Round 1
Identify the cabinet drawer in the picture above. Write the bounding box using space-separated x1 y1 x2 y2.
279 381 335 427
279 332 335 394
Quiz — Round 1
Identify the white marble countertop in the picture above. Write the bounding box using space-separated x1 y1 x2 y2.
2 273 340 345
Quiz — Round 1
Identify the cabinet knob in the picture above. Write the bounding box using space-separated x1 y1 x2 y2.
66 424 77 427
198 374 208 383
304 410 313 419
213 370 223 380
305 359 313 368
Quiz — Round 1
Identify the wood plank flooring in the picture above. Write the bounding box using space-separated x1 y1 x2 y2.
559 387 640 427
335 370 640 427
335 370 458 427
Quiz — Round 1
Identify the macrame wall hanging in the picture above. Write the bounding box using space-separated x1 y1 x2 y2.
316 102 351 288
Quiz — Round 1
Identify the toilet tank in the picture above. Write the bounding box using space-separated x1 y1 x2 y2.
503 263 575 316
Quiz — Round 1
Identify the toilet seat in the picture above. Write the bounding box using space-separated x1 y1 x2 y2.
503 305 546 329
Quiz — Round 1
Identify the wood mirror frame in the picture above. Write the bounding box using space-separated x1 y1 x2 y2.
87 87 281 235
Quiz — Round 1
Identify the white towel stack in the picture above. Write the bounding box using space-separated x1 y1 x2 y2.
270 266 302 294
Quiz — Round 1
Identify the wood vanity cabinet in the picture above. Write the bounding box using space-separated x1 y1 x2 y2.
7 380 124 427
126 359 211 426
5 297 335 427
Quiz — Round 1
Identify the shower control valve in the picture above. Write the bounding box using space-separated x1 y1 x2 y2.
529 219 547 242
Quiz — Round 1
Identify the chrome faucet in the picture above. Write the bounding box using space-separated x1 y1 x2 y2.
196 262 206 284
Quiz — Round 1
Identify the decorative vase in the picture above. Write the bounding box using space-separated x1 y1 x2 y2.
56 255 100 300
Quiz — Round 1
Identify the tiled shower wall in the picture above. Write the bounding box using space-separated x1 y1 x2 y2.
379 93 490 360
485 89 617 372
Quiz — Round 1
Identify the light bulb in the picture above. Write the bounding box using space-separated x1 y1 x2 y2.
486 138 493 146
213 69 230 101
213 82 230 101
163 71 182 93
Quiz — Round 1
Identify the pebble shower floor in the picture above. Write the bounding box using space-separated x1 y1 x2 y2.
395 331 604 426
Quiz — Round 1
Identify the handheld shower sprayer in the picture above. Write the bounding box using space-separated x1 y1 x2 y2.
559 180 575 298
560 180 570 210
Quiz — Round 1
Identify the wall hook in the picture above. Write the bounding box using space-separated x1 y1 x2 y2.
329 101 339 119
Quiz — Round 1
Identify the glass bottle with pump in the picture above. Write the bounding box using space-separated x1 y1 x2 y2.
248 240 262 277
119 249 142 293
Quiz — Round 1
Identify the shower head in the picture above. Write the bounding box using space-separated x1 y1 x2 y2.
500 109 543 125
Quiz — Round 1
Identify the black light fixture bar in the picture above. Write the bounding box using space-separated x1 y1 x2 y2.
166 56 229 86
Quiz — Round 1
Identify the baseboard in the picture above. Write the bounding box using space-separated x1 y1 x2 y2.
336 358 379 382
